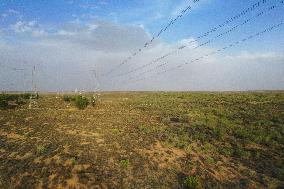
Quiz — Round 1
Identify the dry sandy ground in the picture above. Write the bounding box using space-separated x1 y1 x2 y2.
0 92 283 189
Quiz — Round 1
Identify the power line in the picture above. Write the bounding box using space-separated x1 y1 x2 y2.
101 0 201 77
125 21 284 85
112 0 276 78
124 2 283 80
0 63 26 71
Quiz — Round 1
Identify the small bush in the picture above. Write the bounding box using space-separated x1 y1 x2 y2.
111 128 121 134
0 100 8 109
183 175 199 189
28 93 39 100
36 145 47 155
20 93 32 99
212 126 225 140
74 95 89 110
16 98 25 105
0 93 33 109
120 159 130 168
218 146 233 157
4 94 19 101
234 128 250 140
233 145 251 159
63 95 73 102
138 125 151 134
71 157 77 165
205 157 215 164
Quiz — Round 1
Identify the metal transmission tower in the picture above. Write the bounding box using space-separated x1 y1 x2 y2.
29 65 38 109
89 67 102 105
90 68 101 92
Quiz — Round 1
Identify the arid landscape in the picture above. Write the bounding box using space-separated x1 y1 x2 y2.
1 0 284 188
0 92 283 189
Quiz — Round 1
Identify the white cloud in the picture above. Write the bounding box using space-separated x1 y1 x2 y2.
57 30 76 36
50 19 155 52
87 24 98 31
8 9 20 14
32 29 47 37
224 51 284 62
171 0 190 17
177 37 198 48
10 21 28 33
10 21 47 37
0 9 22 20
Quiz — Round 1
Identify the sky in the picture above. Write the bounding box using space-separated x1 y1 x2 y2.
0 0 284 91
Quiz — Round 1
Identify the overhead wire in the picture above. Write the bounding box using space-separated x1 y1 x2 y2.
124 21 284 85
112 0 276 78
101 0 201 76
122 2 283 81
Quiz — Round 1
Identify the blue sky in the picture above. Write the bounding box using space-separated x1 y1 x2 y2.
1 0 283 44
0 0 284 91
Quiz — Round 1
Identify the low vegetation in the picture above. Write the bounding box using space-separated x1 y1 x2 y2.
183 175 200 189
0 93 35 109
120 159 130 168
74 95 89 110
0 92 283 188
63 95 97 109
63 95 74 102
36 145 47 155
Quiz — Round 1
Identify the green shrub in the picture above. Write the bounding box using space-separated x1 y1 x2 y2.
0 100 8 109
16 98 25 105
212 126 225 140
36 145 47 155
205 157 216 164
71 157 77 165
63 95 73 102
233 145 251 159
31 93 39 99
111 128 122 134
183 175 199 189
218 146 233 157
20 93 32 99
5 94 19 101
23 93 39 100
0 95 5 101
0 93 33 109
234 128 250 140
0 95 15 108
120 159 130 168
138 125 151 134
74 95 89 110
